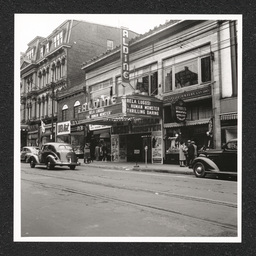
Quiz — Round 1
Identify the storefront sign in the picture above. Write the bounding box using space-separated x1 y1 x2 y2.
173 99 187 122
57 121 71 135
89 125 111 131
121 28 129 83
125 98 162 117
163 85 211 104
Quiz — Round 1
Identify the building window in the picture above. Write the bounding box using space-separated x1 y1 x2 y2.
40 47 44 58
53 31 63 48
90 79 113 108
175 59 198 89
73 101 80 119
62 104 68 121
27 49 34 59
201 56 211 83
131 64 158 96
45 43 49 53
163 55 211 92
107 40 113 50
56 61 61 79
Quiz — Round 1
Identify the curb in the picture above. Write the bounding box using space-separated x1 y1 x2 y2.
79 162 194 175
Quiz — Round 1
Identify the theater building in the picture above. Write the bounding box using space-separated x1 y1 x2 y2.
74 19 238 164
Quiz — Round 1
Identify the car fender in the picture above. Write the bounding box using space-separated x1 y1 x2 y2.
45 154 58 164
30 154 40 164
192 156 220 172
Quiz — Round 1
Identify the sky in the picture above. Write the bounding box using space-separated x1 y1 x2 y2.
15 14 182 53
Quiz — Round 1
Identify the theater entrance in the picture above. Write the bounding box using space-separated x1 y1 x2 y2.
126 133 152 163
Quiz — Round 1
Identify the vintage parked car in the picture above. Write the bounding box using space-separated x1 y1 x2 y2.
29 142 80 170
191 138 237 178
20 146 39 163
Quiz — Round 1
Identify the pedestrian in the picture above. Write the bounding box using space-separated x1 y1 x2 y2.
191 141 198 158
95 144 100 161
187 140 195 168
179 141 187 167
102 143 107 162
84 143 91 164
90 137 95 162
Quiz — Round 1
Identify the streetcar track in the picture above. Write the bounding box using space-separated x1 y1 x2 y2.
22 177 237 232
21 170 237 209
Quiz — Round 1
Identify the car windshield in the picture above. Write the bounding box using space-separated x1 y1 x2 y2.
57 145 73 152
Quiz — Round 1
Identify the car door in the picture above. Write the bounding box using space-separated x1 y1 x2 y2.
38 145 45 163
219 141 237 172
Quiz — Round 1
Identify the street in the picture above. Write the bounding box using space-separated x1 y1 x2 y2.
20 162 238 238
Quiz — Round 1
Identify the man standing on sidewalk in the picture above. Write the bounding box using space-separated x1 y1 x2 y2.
187 140 195 168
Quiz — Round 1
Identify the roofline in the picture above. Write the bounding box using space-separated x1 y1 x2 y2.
81 20 183 70
27 36 45 48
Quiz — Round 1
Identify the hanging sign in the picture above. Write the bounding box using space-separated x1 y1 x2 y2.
173 99 187 122
121 28 129 83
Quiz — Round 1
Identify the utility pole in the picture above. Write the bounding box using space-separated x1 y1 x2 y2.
50 76 56 142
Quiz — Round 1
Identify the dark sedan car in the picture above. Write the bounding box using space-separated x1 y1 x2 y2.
20 146 39 162
191 139 237 178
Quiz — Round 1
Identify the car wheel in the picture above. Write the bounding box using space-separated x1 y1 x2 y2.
193 162 206 178
30 159 35 168
46 160 54 170
69 165 76 170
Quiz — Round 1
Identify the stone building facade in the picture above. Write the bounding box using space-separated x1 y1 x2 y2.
20 20 138 147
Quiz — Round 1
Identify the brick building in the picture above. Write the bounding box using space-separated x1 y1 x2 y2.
20 20 138 148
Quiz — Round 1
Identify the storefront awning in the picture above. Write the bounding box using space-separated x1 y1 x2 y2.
220 113 237 120
164 118 210 128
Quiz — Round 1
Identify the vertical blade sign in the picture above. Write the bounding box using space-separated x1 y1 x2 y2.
121 28 129 83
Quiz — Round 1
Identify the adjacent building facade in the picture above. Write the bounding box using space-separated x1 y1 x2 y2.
20 20 138 148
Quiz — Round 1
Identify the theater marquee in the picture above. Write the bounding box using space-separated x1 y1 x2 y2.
123 96 162 118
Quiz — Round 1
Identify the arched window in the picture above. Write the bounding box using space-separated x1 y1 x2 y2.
73 101 80 119
62 104 68 121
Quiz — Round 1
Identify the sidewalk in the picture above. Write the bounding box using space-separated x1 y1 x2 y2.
78 159 194 175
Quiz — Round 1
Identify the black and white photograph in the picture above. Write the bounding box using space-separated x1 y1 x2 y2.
14 14 242 243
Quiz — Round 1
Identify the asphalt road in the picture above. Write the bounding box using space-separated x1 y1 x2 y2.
19 163 238 240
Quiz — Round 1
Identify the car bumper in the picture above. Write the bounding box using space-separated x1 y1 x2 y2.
54 161 81 166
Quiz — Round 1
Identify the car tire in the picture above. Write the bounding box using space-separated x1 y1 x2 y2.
46 160 54 170
193 162 206 178
69 165 76 170
30 159 35 168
